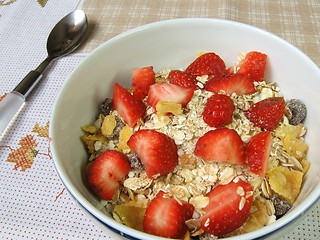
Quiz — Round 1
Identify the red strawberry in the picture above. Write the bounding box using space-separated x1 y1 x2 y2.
194 128 246 165
147 83 194 109
245 97 285 131
185 52 227 77
205 74 256 95
168 70 199 89
113 83 146 127
202 94 235 128
87 150 131 200
246 131 272 178
127 130 178 179
201 179 253 236
144 191 194 239
237 51 267 82
132 66 156 100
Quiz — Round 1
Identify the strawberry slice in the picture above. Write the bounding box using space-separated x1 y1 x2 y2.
127 130 178 179
132 66 156 100
237 51 267 82
185 52 227 77
113 83 146 127
201 179 253 236
205 74 256 95
87 150 131 200
143 191 194 239
147 83 194 109
202 94 235 128
168 70 199 89
245 97 285 131
194 128 246 165
246 131 272 178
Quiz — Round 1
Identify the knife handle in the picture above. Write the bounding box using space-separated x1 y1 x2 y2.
0 91 25 135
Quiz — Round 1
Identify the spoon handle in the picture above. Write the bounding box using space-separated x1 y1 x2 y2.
0 58 51 135
0 91 25 135
14 58 51 97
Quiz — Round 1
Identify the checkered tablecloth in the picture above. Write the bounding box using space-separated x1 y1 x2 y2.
0 0 319 239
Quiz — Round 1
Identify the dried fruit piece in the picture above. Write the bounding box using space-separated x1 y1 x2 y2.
267 166 303 204
271 195 291 219
156 100 183 117
242 199 269 232
101 115 117 137
275 124 304 140
81 133 107 154
127 153 144 170
117 125 133 150
283 134 308 160
99 98 113 116
113 199 149 231
81 125 98 134
300 159 310 174
286 99 307 125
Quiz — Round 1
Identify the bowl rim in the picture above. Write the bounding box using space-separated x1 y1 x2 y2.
50 17 320 240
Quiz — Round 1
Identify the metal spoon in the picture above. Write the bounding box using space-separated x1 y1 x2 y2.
0 10 88 135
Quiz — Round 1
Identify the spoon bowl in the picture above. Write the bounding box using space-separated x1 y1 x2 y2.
47 10 88 59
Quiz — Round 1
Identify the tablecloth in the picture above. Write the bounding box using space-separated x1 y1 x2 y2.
0 0 319 239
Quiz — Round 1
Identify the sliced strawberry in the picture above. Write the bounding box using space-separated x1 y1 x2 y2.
245 97 285 131
194 128 246 165
237 51 267 82
113 83 146 127
87 150 131 200
203 94 235 128
185 52 227 77
201 179 253 236
127 130 178 179
205 74 256 95
132 66 156 100
246 131 272 178
147 83 194 109
143 191 194 238
168 70 199 89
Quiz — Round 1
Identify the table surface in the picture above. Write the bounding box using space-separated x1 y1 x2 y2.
0 0 319 239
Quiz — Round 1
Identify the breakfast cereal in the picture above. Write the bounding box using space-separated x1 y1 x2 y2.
81 51 309 239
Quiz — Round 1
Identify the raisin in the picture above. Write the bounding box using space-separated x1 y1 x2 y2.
127 153 144 170
99 98 113 116
286 99 307 125
112 117 125 139
271 195 291 218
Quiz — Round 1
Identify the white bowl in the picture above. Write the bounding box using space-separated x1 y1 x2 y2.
50 18 320 240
